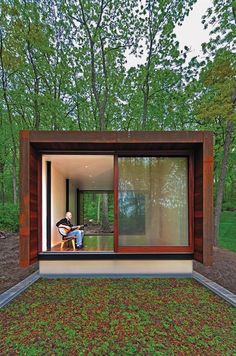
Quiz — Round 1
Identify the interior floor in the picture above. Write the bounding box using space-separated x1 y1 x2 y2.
50 235 114 252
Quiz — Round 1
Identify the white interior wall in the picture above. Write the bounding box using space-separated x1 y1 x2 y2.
42 156 79 249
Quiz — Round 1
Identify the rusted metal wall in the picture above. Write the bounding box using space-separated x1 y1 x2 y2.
29 146 39 264
19 131 214 266
203 132 214 266
20 131 40 266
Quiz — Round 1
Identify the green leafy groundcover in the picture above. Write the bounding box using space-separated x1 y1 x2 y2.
0 279 236 355
219 211 236 252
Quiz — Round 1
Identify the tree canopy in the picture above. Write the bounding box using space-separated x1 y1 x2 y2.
0 0 235 244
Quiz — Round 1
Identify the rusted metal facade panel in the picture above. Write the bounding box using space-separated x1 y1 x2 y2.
188 153 194 252
194 146 203 263
19 131 40 266
29 130 205 144
30 131 205 152
29 145 39 264
203 132 214 266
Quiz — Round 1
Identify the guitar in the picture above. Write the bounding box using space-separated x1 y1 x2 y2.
58 224 87 237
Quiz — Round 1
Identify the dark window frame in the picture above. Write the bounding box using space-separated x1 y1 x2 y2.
114 152 194 253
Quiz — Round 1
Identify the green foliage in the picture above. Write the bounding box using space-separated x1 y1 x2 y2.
202 0 236 57
195 49 236 123
1 279 236 354
0 203 19 232
0 0 235 245
83 193 114 224
219 211 236 252
195 1 236 244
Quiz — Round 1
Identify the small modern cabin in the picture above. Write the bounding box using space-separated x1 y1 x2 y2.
19 131 213 275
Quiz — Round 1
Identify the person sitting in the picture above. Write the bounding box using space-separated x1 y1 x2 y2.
56 211 84 249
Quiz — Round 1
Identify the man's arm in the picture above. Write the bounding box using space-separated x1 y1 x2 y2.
73 224 87 230
56 219 63 227
59 224 71 229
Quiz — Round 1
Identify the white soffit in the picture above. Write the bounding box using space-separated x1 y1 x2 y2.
43 155 114 190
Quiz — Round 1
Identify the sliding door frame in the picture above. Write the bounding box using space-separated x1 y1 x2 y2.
114 150 194 253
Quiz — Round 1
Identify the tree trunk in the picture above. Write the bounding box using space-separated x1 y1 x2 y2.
101 193 110 232
97 194 101 223
141 3 154 130
0 159 4 205
26 40 41 130
12 154 17 205
0 30 18 204
142 86 149 129
214 120 234 245
0 114 5 205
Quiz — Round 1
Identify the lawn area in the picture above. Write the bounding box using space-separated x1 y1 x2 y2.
219 211 236 252
0 278 236 355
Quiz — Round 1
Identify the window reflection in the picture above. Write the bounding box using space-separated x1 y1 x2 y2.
118 157 188 246
119 192 145 235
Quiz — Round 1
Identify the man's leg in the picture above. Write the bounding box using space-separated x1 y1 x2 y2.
67 230 83 247
80 230 84 245
78 230 84 246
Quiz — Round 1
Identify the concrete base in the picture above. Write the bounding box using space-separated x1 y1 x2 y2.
39 260 193 275
0 271 40 309
193 271 236 307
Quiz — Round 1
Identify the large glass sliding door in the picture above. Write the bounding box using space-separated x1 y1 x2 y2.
117 157 190 251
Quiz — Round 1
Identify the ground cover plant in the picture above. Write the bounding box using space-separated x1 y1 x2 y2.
219 211 236 252
1 278 236 355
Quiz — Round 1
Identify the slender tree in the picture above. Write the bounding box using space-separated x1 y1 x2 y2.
201 0 236 244
195 50 236 245
0 28 18 204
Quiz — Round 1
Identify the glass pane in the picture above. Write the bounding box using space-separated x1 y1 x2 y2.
83 192 114 234
118 157 188 246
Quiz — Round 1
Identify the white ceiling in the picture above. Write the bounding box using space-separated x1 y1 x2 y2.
44 155 114 190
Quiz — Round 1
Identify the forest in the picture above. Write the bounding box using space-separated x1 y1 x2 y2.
0 0 235 248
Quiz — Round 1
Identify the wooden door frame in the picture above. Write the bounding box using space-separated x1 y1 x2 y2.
114 152 194 253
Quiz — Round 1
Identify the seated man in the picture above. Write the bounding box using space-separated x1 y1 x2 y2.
56 211 84 249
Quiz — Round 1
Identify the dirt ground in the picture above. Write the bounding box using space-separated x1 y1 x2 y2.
0 233 236 295
194 246 236 294
0 233 38 294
